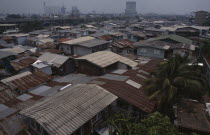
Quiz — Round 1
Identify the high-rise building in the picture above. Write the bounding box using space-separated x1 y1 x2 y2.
125 1 137 17
61 5 66 15
72 6 80 16
43 2 63 16
194 11 210 25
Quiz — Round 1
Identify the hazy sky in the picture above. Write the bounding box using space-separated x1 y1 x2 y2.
0 0 210 15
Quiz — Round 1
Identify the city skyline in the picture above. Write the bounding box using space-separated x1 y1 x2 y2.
0 0 210 15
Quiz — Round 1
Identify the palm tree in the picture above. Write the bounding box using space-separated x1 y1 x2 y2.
145 54 208 113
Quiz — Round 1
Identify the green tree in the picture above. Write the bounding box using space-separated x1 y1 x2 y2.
201 40 210 58
145 54 207 113
104 112 193 135
19 21 44 33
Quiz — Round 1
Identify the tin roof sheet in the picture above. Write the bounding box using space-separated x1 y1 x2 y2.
62 36 95 45
38 52 70 68
20 84 117 135
77 51 138 68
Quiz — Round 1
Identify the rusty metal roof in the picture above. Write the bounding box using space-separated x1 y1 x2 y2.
112 39 135 49
2 71 53 92
91 58 163 113
99 35 113 41
176 99 210 134
0 84 18 106
10 57 37 71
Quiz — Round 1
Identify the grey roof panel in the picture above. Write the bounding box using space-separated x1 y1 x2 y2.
54 74 97 85
0 51 17 59
0 104 8 112
100 74 129 81
39 86 62 97
0 108 17 120
126 79 142 89
137 74 148 80
17 94 33 101
30 86 51 95
77 39 108 48
90 80 106 85
112 69 127 74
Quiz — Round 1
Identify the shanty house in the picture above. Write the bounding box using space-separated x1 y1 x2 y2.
135 41 171 58
147 34 193 44
144 27 167 36
4 33 29 45
35 52 75 75
10 56 37 73
111 39 135 54
20 84 117 135
109 32 123 41
59 36 109 56
90 58 163 118
127 31 147 42
76 51 138 76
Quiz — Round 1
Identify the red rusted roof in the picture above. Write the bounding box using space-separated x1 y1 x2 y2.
112 39 135 49
58 38 71 43
99 35 113 41
44 48 63 54
176 99 210 134
92 58 163 113
0 84 18 106
10 57 37 71
37 42 55 49
6 71 53 92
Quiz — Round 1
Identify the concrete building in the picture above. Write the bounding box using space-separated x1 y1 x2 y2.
72 6 80 16
125 1 137 17
194 11 210 25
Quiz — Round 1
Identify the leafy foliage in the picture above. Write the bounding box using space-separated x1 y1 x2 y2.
104 112 197 135
6 14 22 19
145 54 207 113
201 40 210 58
19 21 44 33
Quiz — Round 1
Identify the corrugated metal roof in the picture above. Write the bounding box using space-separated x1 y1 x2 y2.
38 52 70 68
7 33 29 37
147 34 193 44
78 39 108 48
77 51 138 68
10 57 37 71
100 74 129 81
93 58 164 113
1 71 53 92
62 36 95 45
112 39 135 49
0 51 17 59
0 46 26 54
1 71 32 84
20 84 117 135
